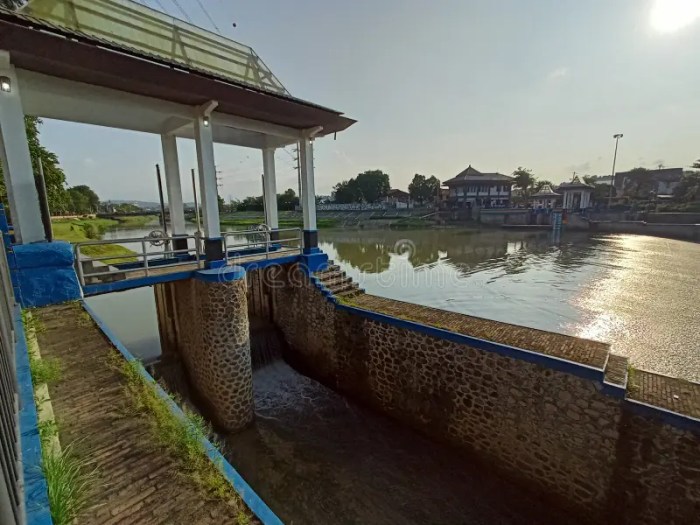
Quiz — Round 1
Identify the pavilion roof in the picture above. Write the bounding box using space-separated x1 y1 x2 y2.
0 2 355 137
443 166 514 186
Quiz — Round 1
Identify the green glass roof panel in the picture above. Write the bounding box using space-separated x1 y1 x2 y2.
21 0 289 95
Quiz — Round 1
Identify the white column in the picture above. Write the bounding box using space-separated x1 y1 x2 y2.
261 147 278 229
299 138 317 232
193 114 221 239
160 134 186 235
0 54 44 243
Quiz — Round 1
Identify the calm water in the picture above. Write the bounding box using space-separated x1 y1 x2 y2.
321 229 700 382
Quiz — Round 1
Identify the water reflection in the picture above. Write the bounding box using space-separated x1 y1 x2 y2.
321 229 700 381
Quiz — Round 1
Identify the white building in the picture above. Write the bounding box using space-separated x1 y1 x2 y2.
557 177 593 211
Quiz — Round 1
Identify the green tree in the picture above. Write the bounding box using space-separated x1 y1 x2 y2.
332 179 363 203
0 1 24 9
622 167 654 199
408 174 441 205
355 170 390 203
533 179 554 192
277 188 298 211
673 171 700 202
66 185 99 214
0 116 70 213
512 167 536 198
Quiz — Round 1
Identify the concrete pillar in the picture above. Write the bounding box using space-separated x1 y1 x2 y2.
0 53 44 243
160 134 187 251
299 138 317 252
155 267 253 432
193 113 222 260
262 147 279 239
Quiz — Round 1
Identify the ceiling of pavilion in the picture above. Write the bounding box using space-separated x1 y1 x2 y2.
20 0 288 95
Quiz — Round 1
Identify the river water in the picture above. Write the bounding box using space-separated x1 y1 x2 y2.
85 224 699 524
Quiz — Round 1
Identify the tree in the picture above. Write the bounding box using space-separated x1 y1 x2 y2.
277 188 298 211
355 170 390 203
533 179 554 192
673 172 700 202
0 1 24 9
622 167 654 199
512 167 536 198
66 185 99 214
0 116 70 213
332 179 363 203
408 174 441 205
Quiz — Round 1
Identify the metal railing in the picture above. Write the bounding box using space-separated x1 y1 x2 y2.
223 227 302 263
0 233 23 525
74 233 204 287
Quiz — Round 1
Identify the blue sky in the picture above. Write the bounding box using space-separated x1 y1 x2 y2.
39 0 700 202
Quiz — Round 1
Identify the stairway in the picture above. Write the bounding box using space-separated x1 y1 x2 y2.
314 261 364 300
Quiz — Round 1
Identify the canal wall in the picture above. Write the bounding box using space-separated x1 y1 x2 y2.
246 264 700 524
590 220 700 242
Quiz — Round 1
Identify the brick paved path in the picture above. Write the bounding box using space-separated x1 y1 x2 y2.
34 303 248 524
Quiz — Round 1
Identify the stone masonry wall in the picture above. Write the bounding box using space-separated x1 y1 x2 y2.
250 264 700 524
162 276 253 432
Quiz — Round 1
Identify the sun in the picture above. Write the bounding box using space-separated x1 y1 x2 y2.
650 0 700 33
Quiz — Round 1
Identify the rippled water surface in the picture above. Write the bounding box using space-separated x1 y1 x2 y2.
320 229 700 381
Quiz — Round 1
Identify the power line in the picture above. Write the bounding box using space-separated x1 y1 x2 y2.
194 0 221 34
169 0 192 23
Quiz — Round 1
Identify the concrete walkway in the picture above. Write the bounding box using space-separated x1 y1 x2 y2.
34 303 247 524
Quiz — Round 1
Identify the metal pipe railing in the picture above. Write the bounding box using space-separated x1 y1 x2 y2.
74 233 204 287
222 227 302 263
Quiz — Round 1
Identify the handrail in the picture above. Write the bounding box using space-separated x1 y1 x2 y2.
222 227 302 263
74 233 203 287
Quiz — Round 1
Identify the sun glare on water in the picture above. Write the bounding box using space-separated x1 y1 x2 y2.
650 0 700 33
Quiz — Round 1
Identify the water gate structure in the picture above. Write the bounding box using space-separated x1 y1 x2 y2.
1 2 699 524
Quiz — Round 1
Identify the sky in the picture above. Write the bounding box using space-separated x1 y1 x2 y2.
37 0 700 202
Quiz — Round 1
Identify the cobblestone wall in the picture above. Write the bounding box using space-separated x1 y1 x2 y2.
161 275 254 432
251 264 700 523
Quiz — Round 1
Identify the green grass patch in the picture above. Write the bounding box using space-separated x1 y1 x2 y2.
113 356 253 522
41 443 96 525
218 216 339 229
29 354 62 385
51 217 151 263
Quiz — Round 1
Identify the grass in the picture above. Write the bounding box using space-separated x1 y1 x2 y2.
23 310 96 525
41 443 96 525
29 354 62 385
51 216 158 263
114 356 253 523
218 215 339 229
22 310 63 385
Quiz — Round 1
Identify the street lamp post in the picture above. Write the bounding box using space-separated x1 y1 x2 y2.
608 133 623 208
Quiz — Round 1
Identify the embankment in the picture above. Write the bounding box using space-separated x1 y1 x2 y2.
590 220 700 242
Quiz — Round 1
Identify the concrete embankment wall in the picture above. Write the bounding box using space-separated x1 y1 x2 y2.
246 264 700 524
591 220 700 242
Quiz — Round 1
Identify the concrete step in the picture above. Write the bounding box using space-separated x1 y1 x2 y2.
319 274 350 288
328 280 358 295
336 287 365 299
315 265 341 279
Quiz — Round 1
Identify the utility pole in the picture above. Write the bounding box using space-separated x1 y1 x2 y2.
191 168 201 235
608 134 623 208
294 142 302 210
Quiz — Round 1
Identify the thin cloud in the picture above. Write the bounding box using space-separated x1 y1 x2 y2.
547 67 569 80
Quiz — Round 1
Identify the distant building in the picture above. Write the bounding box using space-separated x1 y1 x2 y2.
442 166 515 208
385 188 411 208
614 167 684 197
556 176 594 211
530 184 560 209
